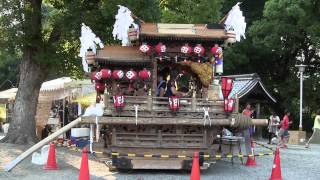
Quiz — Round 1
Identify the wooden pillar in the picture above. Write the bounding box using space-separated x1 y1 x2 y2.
235 94 239 113
112 128 116 145
255 103 261 118
104 93 109 110
203 130 207 146
191 96 196 111
62 97 66 138
255 103 262 139
152 58 157 96
157 130 162 147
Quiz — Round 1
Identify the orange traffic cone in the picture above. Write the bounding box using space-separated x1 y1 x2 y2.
245 141 256 166
78 147 90 180
269 148 283 180
190 151 200 180
44 142 58 170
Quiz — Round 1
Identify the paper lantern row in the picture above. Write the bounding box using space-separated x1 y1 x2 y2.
92 69 151 81
140 43 223 57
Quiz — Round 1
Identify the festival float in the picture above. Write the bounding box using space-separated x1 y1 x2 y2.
79 4 267 170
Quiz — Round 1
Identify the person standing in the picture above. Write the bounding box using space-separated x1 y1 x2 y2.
305 110 320 148
278 110 293 148
242 103 254 117
242 103 254 156
268 112 280 144
242 103 254 135
156 75 166 97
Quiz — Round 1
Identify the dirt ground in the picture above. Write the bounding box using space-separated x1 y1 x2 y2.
1 142 320 180
0 143 116 180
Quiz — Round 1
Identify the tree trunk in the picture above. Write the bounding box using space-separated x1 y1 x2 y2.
1 54 47 145
0 0 47 144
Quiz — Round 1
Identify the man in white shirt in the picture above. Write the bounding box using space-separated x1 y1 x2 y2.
268 112 280 144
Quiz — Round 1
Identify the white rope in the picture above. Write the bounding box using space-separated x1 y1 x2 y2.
231 118 236 127
95 116 99 142
89 124 94 153
203 107 211 126
134 104 139 125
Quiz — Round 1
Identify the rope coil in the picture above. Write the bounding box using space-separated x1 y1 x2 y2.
231 114 252 130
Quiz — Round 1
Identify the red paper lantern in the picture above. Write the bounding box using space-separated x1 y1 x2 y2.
211 44 223 58
139 68 151 80
125 70 137 80
181 44 192 54
194 44 205 56
92 71 102 81
155 42 166 55
169 96 180 112
112 70 124 79
211 46 219 56
224 99 235 112
113 95 125 108
100 69 111 79
221 77 234 98
95 82 105 92
139 44 151 54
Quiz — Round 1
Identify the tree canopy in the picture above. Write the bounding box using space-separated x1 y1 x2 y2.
224 0 320 130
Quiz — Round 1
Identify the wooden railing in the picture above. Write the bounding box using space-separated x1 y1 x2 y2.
112 130 207 148
104 95 234 119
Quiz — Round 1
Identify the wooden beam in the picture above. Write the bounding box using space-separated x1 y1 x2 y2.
82 116 268 126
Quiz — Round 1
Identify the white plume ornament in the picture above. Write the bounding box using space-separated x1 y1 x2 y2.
224 2 246 41
112 5 139 46
79 23 104 72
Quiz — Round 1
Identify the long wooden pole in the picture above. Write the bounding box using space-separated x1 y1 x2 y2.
3 117 83 172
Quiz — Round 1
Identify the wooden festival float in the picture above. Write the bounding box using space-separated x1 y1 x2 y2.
80 5 268 170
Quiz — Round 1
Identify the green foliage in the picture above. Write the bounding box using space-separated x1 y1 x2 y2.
224 0 320 131
0 0 161 80
0 51 19 90
160 0 222 23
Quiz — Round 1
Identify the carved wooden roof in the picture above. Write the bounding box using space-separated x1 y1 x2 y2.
96 46 151 63
140 23 227 41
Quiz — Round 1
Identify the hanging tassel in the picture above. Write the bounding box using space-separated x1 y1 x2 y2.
203 107 211 126
134 104 139 125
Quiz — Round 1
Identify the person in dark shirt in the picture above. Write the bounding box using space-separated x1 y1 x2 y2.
165 80 188 97
157 75 166 97
42 125 52 139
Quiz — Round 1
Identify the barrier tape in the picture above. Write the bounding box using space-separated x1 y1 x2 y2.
253 141 274 151
68 146 273 160
108 152 274 160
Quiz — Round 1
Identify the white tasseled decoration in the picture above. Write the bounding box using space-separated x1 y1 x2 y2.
224 2 246 42
112 5 138 46
79 23 104 72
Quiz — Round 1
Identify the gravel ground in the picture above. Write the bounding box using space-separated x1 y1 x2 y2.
1 141 320 180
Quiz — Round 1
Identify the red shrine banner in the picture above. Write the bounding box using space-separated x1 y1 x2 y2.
224 98 235 112
221 77 234 98
113 95 125 108
169 96 180 112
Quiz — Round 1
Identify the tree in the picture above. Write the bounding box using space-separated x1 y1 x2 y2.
160 0 222 23
0 0 160 144
224 0 320 130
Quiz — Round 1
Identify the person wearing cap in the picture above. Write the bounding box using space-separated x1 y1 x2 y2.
305 110 320 148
